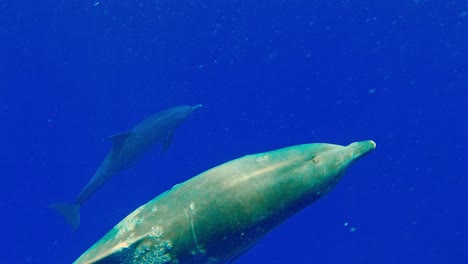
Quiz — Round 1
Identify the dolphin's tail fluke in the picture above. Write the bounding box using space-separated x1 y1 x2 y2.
50 202 80 230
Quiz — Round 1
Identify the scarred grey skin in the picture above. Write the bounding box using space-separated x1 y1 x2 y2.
74 140 376 264
51 104 203 230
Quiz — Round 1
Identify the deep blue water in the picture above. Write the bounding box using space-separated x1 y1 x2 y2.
1 1 467 263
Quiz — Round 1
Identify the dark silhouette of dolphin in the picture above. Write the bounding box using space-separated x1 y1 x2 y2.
51 104 202 230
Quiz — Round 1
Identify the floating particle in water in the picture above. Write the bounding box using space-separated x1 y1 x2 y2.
344 222 357 232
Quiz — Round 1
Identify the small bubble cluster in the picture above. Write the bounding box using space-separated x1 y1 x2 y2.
206 257 219 264
148 226 164 238
130 237 174 264
126 223 176 264
256 155 269 162
190 246 206 256
116 208 143 235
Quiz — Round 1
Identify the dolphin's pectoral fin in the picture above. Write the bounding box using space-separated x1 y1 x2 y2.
105 131 133 159
105 131 132 148
161 130 174 154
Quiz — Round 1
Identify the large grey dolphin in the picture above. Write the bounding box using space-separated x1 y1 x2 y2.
73 140 376 263
51 104 202 230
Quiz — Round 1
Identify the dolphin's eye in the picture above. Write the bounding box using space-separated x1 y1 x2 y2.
312 156 319 164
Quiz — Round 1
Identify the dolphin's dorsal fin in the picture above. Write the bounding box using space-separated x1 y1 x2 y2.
105 131 132 149
161 130 174 154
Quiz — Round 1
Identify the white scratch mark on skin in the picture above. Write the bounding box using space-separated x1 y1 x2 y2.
185 204 199 250
190 214 199 249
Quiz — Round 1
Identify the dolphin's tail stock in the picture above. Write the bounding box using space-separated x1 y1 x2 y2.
50 202 80 230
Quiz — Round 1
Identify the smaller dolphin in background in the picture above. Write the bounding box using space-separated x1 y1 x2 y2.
51 104 202 230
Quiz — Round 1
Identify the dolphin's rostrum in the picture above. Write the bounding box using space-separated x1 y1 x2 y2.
73 140 376 263
51 104 202 230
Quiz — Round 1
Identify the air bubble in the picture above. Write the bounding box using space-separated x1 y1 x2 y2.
149 226 164 238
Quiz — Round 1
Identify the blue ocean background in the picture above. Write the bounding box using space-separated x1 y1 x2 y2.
1 1 466 263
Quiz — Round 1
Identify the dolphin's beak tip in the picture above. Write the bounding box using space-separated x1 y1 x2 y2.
369 140 376 149
190 104 203 114
347 140 376 159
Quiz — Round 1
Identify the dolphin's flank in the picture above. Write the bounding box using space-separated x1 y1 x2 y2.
74 140 376 263
51 104 203 230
